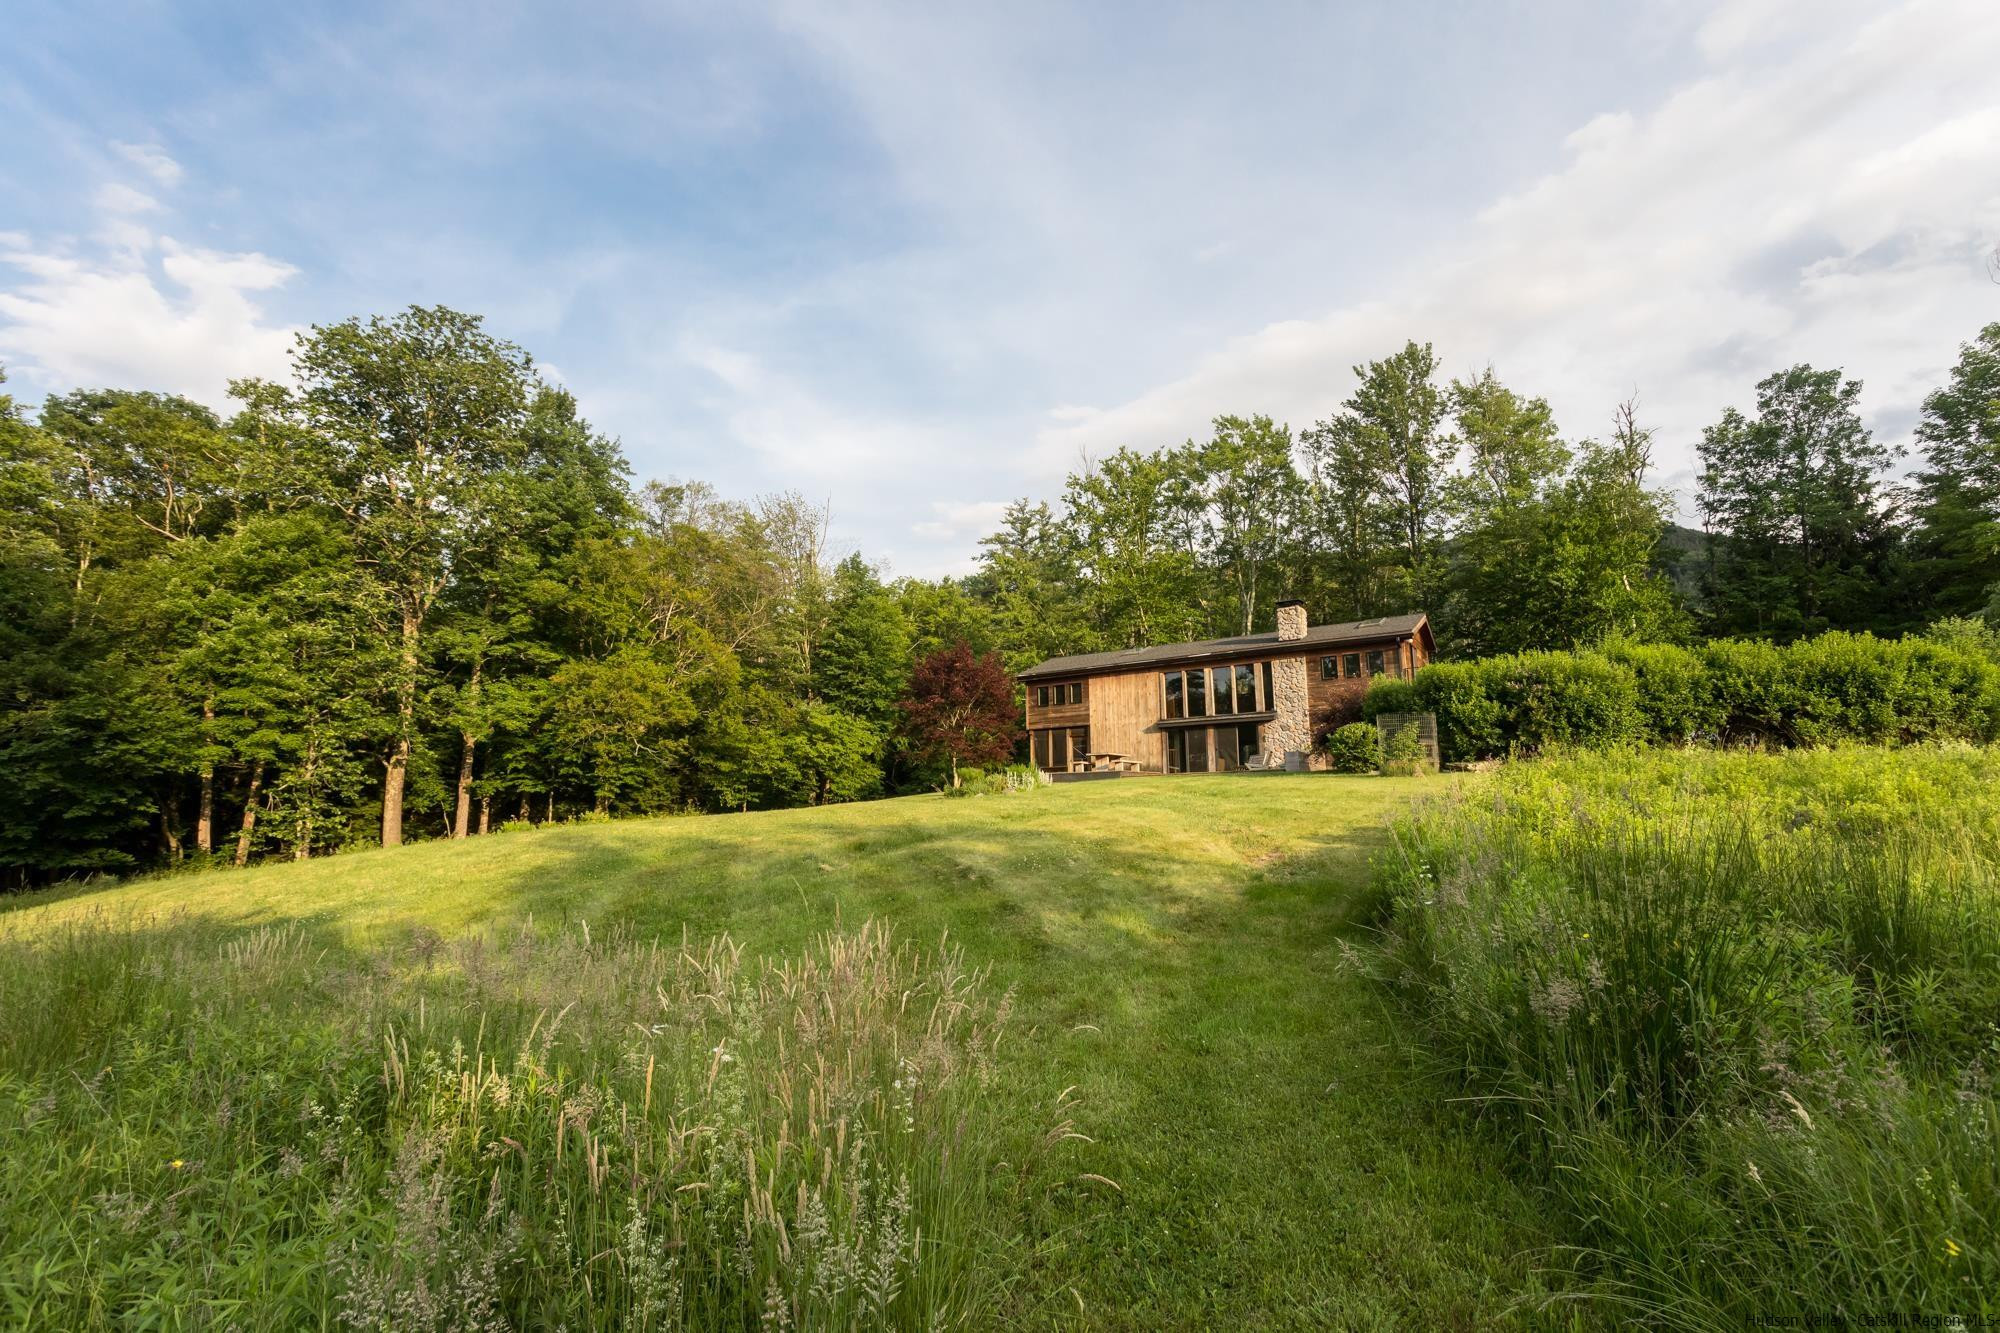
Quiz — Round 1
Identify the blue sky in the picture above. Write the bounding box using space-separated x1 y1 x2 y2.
4 1 1996 575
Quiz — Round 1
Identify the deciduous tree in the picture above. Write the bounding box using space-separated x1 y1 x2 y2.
898 643 1021 788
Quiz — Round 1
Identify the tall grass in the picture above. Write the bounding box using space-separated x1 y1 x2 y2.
0 914 1069 1329
1368 745 2000 1325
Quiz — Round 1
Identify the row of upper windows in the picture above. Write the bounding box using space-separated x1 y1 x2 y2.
1320 649 1402 681
1163 661 1273 720
1036 648 1404 714
1033 681 1084 708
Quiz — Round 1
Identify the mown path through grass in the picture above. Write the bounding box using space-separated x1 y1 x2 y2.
6 774 1566 1329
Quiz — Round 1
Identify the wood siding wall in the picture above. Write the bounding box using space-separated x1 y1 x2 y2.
1086 670 1165 771
1023 680 1089 732
1303 635 1420 731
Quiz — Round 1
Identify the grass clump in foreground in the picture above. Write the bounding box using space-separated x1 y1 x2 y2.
0 917 1048 1329
1372 745 2000 1326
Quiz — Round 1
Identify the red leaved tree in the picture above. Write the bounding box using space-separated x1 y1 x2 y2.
898 642 1022 788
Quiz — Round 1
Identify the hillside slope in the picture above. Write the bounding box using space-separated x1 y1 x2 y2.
4 775 1564 1329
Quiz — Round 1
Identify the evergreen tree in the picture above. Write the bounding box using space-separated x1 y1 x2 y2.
816 554 911 729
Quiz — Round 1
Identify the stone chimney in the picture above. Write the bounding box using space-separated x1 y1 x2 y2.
1266 600 1312 771
1275 599 1308 642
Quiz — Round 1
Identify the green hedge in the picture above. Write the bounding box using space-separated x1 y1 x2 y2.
1321 722 1382 773
1366 631 2000 762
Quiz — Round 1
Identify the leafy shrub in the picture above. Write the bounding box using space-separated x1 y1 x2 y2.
1360 676 1420 720
1411 660 1504 762
1483 651 1643 752
994 762 1051 791
1599 639 1722 743
947 763 1050 797
1407 631 2000 760
1379 722 1431 776
1370 746 2000 1319
1322 722 1382 774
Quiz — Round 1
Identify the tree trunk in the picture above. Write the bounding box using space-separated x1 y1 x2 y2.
546 792 555 824
518 795 530 825
196 697 216 855
452 655 483 838
160 794 183 863
382 742 408 847
478 795 490 835
453 731 476 838
234 760 264 867
382 608 421 848
297 749 317 860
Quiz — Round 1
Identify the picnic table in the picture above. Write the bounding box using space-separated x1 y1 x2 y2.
1076 751 1138 773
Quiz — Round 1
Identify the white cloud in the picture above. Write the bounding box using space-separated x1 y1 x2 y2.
111 141 184 186
0 229 299 404
911 499 1011 542
93 182 161 215
1030 0 2000 513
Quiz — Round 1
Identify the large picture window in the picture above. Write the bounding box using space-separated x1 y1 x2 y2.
1032 726 1091 772
1187 667 1207 718
1210 666 1233 715
1167 722 1264 773
1235 663 1257 713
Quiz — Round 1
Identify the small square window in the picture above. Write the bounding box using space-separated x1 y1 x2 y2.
1069 682 1083 705
1036 686 1050 707
1343 653 1361 678
1320 656 1337 681
1367 650 1386 676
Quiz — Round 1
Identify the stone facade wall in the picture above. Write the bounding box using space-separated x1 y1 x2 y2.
1265 653 1312 771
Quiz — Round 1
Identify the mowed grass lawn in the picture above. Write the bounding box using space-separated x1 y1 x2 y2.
4 775 1568 1329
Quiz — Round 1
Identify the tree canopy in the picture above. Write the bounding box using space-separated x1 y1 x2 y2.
1 310 1990 884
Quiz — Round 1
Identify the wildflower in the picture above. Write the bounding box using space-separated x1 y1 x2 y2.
1944 1237 1962 1259
1745 1160 1762 1184
169 1159 185 1170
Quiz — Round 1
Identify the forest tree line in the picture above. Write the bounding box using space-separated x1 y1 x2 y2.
2 307 1996 883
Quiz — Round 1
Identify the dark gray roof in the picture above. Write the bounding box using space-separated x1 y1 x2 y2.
1017 613 1430 680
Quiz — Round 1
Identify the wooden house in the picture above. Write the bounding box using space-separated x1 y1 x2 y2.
1016 603 1433 774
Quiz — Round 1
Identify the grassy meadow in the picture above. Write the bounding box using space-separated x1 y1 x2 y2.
1372 746 2000 1326
0 775 1565 1330
11 750 1998 1329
